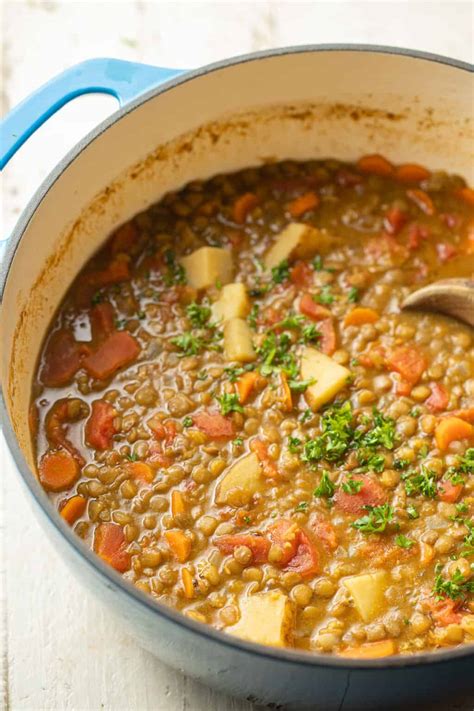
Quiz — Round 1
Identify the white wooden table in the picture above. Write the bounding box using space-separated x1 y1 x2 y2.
1 2 473 709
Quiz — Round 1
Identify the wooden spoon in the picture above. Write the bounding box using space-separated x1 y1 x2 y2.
402 278 474 327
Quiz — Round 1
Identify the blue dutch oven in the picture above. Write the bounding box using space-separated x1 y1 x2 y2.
1 46 473 709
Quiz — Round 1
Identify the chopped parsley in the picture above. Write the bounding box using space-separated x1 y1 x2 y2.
217 393 244 415
303 401 354 464
288 436 302 453
406 505 419 519
271 313 304 331
314 471 336 498
461 520 474 557
301 323 321 344
341 477 363 495
395 534 414 549
300 408 313 423
182 416 193 428
352 503 395 534
314 285 334 305
359 408 396 450
224 364 255 383
163 249 186 286
347 286 359 303
394 458 410 470
271 259 290 284
197 369 208 380
403 465 438 498
247 304 259 329
287 377 315 393
295 501 309 513
433 566 474 601
186 302 211 327
257 332 298 379
232 437 244 446
312 255 323 271
125 452 139 462
91 291 104 305
171 332 204 356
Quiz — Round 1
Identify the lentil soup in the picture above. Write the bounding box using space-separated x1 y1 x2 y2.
31 155 474 658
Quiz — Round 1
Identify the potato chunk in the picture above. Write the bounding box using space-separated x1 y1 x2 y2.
343 571 388 622
228 591 295 647
301 347 351 411
180 247 233 289
264 223 334 270
215 452 263 505
212 283 251 322
223 318 256 363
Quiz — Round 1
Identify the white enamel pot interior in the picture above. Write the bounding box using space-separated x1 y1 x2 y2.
1 47 474 707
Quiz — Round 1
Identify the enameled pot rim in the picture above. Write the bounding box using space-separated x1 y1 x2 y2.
1 44 473 671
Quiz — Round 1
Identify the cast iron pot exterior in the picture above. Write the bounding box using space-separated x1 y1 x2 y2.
1 46 473 709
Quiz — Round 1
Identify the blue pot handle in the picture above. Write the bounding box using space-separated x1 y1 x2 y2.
0 57 185 170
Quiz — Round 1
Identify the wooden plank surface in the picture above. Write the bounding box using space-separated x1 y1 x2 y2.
1 2 473 710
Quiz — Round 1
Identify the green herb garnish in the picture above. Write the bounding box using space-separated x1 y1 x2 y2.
171 332 204 356
217 393 244 415
347 287 359 303
314 471 336 498
314 285 334 305
342 477 363 495
295 501 309 513
395 534 414 549
183 416 193 427
433 567 474 601
271 260 290 284
186 302 211 328
403 465 438 498
352 503 395 534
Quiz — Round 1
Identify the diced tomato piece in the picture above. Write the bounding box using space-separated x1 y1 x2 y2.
85 400 116 450
267 520 300 565
290 261 313 288
250 438 280 478
90 302 116 341
395 164 431 183
357 154 394 177
437 478 463 503
214 534 270 563
40 329 82 387
334 475 387 514
148 417 177 444
426 383 449 413
284 529 319 578
83 331 140 380
406 223 430 251
424 596 462 626
386 346 427 385
192 411 234 438
310 515 338 550
110 222 138 255
436 243 457 262
384 206 408 235
94 523 131 572
319 319 337 356
299 293 331 320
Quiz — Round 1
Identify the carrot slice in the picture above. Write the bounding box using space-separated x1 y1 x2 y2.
182 568 195 599
299 293 331 320
94 522 131 572
192 411 234 438
236 371 261 404
232 192 259 224
435 416 473 450
60 495 87 525
287 191 320 218
395 164 431 183
40 329 82 387
344 307 379 327
437 479 463 503
171 490 186 516
128 461 154 484
339 640 396 658
357 154 394 177
39 450 80 492
425 383 449 413
454 408 474 423
456 187 474 206
215 534 270 563
85 400 116 450
407 188 435 215
165 530 192 563
83 330 140 380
